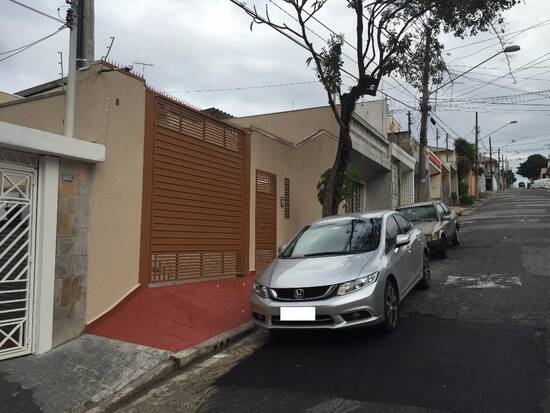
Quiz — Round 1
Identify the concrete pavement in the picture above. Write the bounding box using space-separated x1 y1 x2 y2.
117 189 550 413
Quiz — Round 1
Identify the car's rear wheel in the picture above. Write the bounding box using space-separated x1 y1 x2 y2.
439 235 448 258
380 279 399 333
417 252 431 290
452 228 460 246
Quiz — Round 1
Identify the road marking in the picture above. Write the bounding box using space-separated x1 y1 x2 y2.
445 274 522 289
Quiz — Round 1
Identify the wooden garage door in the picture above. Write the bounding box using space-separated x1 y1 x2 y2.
145 94 249 284
255 170 276 273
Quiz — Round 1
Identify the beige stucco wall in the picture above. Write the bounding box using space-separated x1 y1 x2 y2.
245 129 337 271
0 91 23 104
0 64 146 322
430 173 442 200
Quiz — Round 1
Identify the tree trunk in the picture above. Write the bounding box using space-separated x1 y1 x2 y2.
417 25 432 203
322 95 356 217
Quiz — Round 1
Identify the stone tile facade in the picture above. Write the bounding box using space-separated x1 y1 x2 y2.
53 159 92 347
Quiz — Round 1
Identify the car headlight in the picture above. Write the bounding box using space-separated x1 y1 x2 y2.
337 272 378 296
425 234 433 242
253 282 270 298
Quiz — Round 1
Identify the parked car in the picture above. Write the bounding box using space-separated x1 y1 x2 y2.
397 201 459 259
533 179 550 189
251 211 430 333
518 182 526 188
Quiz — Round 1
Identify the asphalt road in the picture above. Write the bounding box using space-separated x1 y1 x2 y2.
120 189 550 413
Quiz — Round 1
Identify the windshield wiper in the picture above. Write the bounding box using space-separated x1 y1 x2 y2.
303 251 354 257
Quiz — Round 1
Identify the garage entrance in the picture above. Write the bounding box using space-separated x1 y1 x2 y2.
0 162 36 360
142 92 250 285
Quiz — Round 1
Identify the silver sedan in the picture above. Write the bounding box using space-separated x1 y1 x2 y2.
251 211 431 333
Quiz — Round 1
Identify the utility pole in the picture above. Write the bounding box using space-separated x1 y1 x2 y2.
489 136 493 191
498 147 501 190
474 112 479 197
417 25 432 202
407 111 412 134
435 128 439 149
76 0 94 68
445 132 449 161
65 0 78 138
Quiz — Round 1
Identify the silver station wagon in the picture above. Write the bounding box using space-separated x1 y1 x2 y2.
251 211 431 332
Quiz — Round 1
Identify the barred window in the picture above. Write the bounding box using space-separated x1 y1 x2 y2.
346 182 366 213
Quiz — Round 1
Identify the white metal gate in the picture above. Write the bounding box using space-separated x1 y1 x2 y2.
0 164 36 360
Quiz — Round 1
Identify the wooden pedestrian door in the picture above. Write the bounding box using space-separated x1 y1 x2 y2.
255 170 277 273
0 165 36 360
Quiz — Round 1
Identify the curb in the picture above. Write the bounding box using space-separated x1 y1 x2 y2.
85 321 255 413
457 192 496 217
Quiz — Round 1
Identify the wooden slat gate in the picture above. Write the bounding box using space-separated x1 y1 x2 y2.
141 93 249 285
255 170 276 273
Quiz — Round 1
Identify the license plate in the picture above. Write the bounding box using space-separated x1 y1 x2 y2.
280 307 316 321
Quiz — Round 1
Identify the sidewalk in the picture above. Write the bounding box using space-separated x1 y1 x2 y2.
0 335 171 413
0 276 255 413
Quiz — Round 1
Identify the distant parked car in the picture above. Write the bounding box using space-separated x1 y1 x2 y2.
397 201 459 259
518 182 526 188
251 211 431 333
533 179 550 189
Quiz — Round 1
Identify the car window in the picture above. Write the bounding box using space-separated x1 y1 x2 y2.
385 216 399 253
280 218 382 258
440 203 451 215
393 214 412 234
435 204 446 218
398 205 438 222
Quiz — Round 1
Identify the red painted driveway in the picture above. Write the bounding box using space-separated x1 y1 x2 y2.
88 277 253 352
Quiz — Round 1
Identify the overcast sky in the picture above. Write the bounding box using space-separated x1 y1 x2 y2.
1 0 550 178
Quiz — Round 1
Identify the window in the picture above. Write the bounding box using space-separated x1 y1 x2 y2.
393 214 412 234
346 182 366 213
435 203 446 218
398 205 438 222
440 202 451 215
284 178 290 219
281 218 382 258
385 216 400 253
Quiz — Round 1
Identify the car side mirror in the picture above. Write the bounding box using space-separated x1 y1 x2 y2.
442 214 452 221
277 244 287 254
395 234 410 248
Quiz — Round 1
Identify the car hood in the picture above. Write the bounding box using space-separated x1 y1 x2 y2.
258 252 377 288
413 221 439 235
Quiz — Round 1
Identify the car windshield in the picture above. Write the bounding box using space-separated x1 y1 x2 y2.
398 205 438 222
280 218 382 258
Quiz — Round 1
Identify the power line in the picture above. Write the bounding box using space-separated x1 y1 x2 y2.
0 26 66 63
172 80 319 93
8 0 65 24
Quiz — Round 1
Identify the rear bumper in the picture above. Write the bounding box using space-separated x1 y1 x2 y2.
250 283 385 330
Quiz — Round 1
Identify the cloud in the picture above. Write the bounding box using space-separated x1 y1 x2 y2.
1 0 548 171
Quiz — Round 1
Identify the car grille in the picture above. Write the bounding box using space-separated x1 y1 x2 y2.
270 285 335 301
271 315 334 326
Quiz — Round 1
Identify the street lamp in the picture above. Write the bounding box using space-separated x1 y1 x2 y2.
431 45 521 95
480 120 518 141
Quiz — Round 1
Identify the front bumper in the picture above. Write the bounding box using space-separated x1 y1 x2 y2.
250 283 385 330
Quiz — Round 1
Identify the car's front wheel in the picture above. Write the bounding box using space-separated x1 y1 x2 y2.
417 252 431 290
380 279 399 333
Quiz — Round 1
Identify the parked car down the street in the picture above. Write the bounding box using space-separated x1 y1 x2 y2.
518 182 526 188
251 211 431 333
397 201 460 259
533 178 550 189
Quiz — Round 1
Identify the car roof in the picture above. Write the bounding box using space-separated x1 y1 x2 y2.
397 201 440 209
310 210 391 226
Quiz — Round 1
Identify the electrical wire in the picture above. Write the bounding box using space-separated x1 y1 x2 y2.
0 26 66 63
